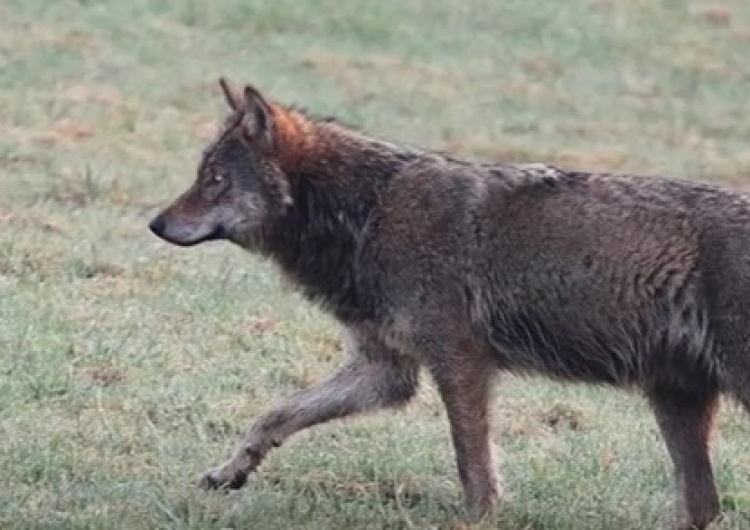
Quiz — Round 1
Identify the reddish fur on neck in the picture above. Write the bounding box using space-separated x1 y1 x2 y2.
268 104 362 188
270 104 317 174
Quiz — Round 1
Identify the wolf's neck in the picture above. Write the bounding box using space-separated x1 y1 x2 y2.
265 115 419 321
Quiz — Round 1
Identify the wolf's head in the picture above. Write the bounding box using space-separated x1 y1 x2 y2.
149 78 295 249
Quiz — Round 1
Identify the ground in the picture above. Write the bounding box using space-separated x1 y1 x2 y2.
2 1 750 528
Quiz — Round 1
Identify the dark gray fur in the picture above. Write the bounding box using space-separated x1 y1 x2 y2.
149 79 750 529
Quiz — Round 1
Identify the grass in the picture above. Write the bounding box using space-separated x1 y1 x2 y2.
2 0 750 528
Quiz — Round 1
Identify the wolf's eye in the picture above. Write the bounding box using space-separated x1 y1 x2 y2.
212 173 225 184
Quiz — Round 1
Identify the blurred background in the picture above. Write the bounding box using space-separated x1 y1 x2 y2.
2 1 750 528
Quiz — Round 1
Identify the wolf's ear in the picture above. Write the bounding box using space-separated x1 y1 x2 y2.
240 85 274 143
219 77 244 112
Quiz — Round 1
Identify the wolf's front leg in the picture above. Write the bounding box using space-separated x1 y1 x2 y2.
428 342 500 522
200 337 419 490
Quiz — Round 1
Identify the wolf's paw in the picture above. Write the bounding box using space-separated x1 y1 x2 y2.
673 508 722 530
199 466 248 491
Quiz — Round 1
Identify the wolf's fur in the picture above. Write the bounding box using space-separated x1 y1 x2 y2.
149 79 750 529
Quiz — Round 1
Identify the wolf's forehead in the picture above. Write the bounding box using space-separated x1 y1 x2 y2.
198 140 226 175
198 141 218 168
200 129 233 167
200 141 220 161
201 113 242 157
201 132 225 157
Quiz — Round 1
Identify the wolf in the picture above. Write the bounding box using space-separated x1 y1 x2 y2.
149 78 750 529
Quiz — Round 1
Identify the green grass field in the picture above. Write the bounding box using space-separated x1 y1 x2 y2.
3 1 750 528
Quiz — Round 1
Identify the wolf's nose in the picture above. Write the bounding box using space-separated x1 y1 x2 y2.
149 214 166 237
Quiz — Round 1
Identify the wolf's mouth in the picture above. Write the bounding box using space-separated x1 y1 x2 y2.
149 215 226 247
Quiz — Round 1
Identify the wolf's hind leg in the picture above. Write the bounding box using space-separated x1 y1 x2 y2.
647 383 720 530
